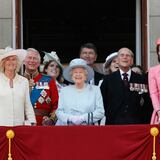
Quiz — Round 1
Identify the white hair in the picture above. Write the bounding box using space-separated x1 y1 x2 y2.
26 48 41 62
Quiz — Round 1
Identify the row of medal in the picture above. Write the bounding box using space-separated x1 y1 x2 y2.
29 79 50 90
129 83 148 94
35 82 50 90
34 90 51 108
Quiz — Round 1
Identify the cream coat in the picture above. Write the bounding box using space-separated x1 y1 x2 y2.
0 72 36 126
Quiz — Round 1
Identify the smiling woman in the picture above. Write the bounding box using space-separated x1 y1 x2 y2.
56 58 105 125
0 47 36 126
3 56 17 74
42 51 65 93
71 67 88 88
3 55 18 88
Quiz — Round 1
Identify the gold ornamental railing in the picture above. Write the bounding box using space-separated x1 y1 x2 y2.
150 127 159 160
6 130 15 160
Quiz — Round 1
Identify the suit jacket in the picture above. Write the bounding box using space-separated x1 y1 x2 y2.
94 70 104 85
100 70 144 125
148 65 160 124
141 72 153 124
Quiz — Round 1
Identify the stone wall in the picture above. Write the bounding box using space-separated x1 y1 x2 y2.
149 0 160 67
0 0 12 48
0 0 160 67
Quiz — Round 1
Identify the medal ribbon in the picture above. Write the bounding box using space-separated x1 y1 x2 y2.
30 75 52 107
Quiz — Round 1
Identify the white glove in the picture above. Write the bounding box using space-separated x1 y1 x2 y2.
68 116 85 125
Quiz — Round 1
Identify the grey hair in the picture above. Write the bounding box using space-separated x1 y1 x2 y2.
118 47 134 57
27 48 41 62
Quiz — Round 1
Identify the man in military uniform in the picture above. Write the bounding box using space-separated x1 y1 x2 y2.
24 48 59 125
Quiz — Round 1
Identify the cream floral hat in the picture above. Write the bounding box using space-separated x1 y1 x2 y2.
43 51 63 70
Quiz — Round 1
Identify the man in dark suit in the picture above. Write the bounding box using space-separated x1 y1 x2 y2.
100 47 145 125
79 43 104 85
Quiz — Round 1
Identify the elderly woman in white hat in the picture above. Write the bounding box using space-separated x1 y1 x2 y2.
43 51 65 92
0 47 36 126
56 58 104 125
103 52 119 75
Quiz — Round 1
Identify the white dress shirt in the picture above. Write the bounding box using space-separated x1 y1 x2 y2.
119 69 131 81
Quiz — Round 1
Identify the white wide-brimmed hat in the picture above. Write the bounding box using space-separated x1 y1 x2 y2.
43 51 63 70
103 52 118 68
0 47 27 64
63 58 94 83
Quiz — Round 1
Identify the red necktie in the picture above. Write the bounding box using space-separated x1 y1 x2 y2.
122 73 129 87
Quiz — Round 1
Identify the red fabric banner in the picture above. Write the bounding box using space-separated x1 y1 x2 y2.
0 125 159 160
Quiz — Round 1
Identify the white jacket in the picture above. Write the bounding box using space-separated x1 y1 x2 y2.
0 72 36 126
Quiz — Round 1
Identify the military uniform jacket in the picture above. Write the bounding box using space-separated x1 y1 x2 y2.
30 73 59 125
100 70 144 125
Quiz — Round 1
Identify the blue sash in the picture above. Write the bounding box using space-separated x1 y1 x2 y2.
30 75 52 107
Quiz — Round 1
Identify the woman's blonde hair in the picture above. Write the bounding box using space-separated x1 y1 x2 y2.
0 55 20 73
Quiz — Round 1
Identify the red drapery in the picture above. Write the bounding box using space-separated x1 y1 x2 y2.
0 125 159 160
